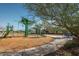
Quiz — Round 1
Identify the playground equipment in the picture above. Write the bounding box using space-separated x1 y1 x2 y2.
0 23 14 38
20 17 34 37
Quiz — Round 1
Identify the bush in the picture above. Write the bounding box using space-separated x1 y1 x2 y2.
64 40 79 49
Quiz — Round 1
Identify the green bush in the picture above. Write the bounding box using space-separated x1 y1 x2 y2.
64 40 79 49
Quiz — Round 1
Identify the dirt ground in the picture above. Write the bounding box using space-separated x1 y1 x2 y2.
0 35 52 53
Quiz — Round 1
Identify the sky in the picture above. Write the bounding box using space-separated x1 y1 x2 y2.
0 3 32 30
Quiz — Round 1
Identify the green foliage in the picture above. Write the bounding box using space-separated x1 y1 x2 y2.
64 40 79 49
6 23 10 33
20 17 34 37
34 24 41 35
3 23 13 38
20 17 33 25
25 4 79 38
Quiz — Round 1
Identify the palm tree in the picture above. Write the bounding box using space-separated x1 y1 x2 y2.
20 17 33 37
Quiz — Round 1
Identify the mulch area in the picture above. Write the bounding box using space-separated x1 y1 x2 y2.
0 36 52 53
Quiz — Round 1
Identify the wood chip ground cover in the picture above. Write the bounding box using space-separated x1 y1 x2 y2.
0 36 52 53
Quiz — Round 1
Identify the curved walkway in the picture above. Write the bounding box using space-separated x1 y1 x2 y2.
0 35 70 56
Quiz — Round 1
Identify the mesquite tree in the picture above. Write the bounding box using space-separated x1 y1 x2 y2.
25 4 79 39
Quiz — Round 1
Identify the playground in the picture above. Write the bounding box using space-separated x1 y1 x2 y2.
0 17 74 55
0 18 53 53
0 4 79 56
0 35 52 53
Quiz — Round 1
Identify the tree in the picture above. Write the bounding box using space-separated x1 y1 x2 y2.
20 17 33 37
34 24 42 35
3 23 14 38
25 4 79 39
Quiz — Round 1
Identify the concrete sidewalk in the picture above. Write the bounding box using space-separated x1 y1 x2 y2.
0 35 69 56
12 37 68 56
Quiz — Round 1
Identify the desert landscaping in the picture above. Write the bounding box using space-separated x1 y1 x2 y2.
0 3 79 56
0 35 52 53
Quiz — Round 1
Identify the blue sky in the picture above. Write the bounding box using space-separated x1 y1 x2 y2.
0 3 33 30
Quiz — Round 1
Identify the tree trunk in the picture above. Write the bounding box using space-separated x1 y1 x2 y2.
73 34 79 41
25 25 28 37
